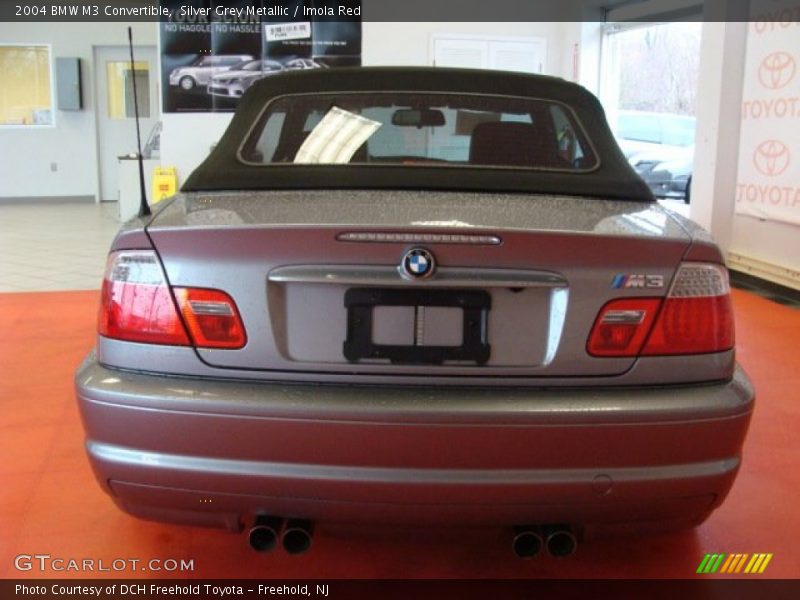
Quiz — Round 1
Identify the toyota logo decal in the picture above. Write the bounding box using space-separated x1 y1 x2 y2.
400 248 436 279
753 140 791 177
758 51 797 90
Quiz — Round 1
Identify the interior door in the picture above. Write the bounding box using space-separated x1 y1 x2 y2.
432 35 546 74
488 40 546 74
431 38 488 69
94 45 158 202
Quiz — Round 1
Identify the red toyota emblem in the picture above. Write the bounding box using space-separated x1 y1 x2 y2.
758 51 796 90
753 140 791 177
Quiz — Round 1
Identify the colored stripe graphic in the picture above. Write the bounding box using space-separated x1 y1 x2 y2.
697 554 727 574
744 553 774 574
710 554 726 573
697 552 772 575
735 554 749 573
720 554 735 573
758 554 773 573
696 554 712 574
746 554 762 573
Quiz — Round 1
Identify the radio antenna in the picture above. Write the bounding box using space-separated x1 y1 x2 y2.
127 26 151 217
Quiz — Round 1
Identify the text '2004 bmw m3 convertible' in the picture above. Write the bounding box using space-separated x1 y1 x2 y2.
75 67 754 558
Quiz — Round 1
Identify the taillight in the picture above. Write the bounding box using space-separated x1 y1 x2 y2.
641 263 734 355
587 263 735 358
174 288 247 349
98 251 190 346
587 298 662 357
98 251 247 349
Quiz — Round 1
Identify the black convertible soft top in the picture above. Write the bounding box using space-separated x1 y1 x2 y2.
182 67 654 202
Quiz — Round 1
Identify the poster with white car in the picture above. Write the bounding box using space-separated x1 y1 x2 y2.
161 0 362 113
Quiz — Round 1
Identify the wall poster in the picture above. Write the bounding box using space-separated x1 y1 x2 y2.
736 6 800 226
160 1 362 113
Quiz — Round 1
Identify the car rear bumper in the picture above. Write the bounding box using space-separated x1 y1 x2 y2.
75 354 754 531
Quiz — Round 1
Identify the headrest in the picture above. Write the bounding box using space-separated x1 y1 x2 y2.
469 121 559 168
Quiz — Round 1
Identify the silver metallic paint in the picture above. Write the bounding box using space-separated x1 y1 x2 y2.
76 358 753 527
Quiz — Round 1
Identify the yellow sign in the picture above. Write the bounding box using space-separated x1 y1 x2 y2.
152 167 177 204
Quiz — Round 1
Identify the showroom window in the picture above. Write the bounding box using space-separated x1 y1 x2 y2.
603 22 701 115
0 44 54 127
599 20 701 206
106 60 150 119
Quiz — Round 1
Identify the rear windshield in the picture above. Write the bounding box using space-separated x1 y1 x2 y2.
239 92 598 171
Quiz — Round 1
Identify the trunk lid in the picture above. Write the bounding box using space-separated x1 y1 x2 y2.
146 190 690 379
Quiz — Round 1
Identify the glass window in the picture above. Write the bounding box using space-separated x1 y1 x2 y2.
240 92 597 171
106 61 150 119
661 116 696 146
617 112 661 144
0 45 53 126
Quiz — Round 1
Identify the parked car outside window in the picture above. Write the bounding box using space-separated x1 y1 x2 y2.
614 110 695 203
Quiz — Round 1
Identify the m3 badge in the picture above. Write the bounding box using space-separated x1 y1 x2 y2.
611 274 664 289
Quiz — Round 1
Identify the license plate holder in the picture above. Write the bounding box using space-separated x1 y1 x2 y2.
343 288 491 365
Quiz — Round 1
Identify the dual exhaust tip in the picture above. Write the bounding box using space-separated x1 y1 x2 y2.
248 516 313 555
512 525 577 559
249 517 575 558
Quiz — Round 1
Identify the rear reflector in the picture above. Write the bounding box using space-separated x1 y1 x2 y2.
174 288 247 349
641 263 734 355
587 298 662 357
98 251 190 346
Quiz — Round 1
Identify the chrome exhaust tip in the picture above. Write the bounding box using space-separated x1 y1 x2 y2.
544 525 577 557
512 526 544 559
281 519 314 555
247 516 283 552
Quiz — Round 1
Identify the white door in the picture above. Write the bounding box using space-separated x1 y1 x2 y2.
432 38 488 69
488 41 546 74
94 45 159 202
432 35 546 74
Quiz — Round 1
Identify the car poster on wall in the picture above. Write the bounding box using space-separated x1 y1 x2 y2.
736 1 800 226
160 0 362 113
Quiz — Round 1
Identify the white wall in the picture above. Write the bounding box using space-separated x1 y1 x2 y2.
160 112 232 188
691 21 747 253
558 22 603 94
0 22 156 200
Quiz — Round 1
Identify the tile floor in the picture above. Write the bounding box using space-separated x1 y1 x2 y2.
0 202 120 292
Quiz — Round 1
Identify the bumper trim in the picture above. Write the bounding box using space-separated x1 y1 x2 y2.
91 441 740 488
77 356 753 425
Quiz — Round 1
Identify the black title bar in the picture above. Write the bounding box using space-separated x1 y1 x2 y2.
1 0 795 22
4 579 800 600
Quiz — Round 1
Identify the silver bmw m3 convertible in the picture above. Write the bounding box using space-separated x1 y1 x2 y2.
75 67 754 558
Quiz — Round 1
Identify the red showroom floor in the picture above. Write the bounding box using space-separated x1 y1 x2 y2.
0 289 797 579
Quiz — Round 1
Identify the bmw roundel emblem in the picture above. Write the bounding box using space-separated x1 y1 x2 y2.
401 247 436 279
